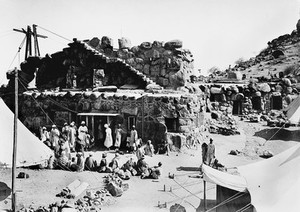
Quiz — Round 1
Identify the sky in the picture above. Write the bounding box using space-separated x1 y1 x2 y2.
0 0 299 84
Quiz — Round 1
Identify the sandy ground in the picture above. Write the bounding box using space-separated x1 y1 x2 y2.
0 119 299 212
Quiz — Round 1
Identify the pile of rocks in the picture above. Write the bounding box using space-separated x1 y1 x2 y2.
207 111 240 136
264 110 291 127
87 37 195 88
104 174 129 197
74 189 116 211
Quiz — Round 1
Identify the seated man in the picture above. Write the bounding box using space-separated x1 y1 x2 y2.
149 162 162 179
136 155 149 178
84 153 97 171
144 140 155 157
98 153 108 173
122 157 137 176
57 151 69 170
109 153 121 172
75 153 84 172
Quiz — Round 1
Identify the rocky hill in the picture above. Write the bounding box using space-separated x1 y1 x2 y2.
232 20 300 84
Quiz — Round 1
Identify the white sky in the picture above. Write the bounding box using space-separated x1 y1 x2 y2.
0 0 299 84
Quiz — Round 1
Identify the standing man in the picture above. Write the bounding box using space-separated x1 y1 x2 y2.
62 123 70 142
129 125 138 153
104 124 113 150
49 125 60 153
206 138 215 166
78 121 88 146
69 122 77 152
40 126 50 145
201 141 208 165
114 124 123 151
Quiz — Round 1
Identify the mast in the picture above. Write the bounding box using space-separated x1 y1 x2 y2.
11 67 18 212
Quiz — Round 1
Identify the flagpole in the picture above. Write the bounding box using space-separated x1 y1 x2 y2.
12 67 18 212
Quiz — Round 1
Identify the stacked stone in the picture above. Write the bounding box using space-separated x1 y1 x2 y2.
88 36 195 88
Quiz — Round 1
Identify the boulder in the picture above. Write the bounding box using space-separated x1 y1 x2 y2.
170 204 186 212
296 19 300 33
101 36 113 48
164 40 183 50
118 37 131 49
88 37 100 48
140 42 152 49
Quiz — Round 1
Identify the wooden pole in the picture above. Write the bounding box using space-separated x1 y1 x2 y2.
141 95 144 140
11 67 18 212
203 180 207 212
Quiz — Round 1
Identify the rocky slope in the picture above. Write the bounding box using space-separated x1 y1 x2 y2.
233 20 300 84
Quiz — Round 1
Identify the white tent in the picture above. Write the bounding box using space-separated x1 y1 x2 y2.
238 143 300 212
0 98 53 167
202 143 300 212
284 95 300 125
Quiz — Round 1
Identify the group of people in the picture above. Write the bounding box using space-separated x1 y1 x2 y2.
41 121 93 162
48 150 162 180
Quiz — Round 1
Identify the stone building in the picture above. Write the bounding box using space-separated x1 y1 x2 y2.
3 38 205 149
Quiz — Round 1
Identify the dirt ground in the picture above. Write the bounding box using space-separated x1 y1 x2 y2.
0 119 299 212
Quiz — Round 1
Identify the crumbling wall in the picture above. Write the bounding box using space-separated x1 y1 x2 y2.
87 37 195 89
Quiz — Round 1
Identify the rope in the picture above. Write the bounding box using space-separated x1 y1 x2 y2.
172 178 202 200
36 25 72 42
205 192 246 212
236 203 252 212
18 78 55 125
262 122 287 146
7 35 26 70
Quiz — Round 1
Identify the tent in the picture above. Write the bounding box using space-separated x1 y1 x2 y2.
284 95 300 125
202 165 252 212
202 143 300 212
0 98 53 168
238 143 300 212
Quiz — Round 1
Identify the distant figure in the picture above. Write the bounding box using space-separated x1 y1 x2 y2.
84 153 97 171
144 140 155 157
78 121 88 145
69 122 77 152
114 124 123 150
75 153 84 172
149 162 163 179
49 125 60 153
99 153 108 173
129 125 138 152
136 144 145 160
62 122 70 141
40 126 50 145
201 141 208 165
104 124 113 150
206 138 215 166
109 153 120 172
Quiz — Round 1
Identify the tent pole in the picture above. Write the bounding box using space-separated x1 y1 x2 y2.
204 180 207 212
12 67 18 212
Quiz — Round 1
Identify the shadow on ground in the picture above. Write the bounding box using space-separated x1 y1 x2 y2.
254 128 300 142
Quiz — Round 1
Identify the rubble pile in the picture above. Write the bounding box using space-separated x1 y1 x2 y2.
87 37 195 88
74 189 116 211
206 110 240 136
104 174 129 197
265 110 291 127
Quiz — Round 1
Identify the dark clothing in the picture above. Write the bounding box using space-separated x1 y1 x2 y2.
99 158 107 172
201 143 208 164
84 156 97 171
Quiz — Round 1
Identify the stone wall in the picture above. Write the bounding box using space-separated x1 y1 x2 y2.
87 37 195 88
16 91 206 149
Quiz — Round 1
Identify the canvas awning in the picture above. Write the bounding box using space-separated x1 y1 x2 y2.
77 113 119 116
202 164 247 192
238 143 300 212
